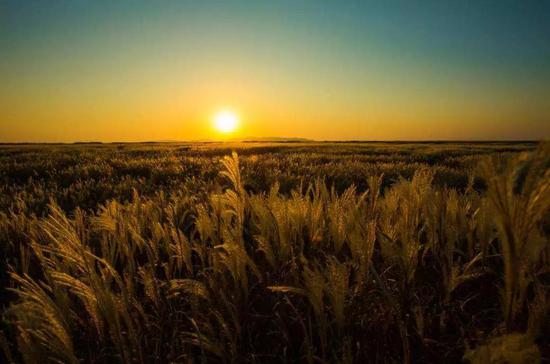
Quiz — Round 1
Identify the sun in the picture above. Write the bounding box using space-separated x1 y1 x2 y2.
213 110 239 134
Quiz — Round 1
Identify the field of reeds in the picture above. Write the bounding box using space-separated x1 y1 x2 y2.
0 141 548 363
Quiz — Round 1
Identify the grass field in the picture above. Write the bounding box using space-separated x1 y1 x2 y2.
0 141 548 363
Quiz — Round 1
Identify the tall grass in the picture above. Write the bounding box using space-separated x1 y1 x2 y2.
0 142 548 363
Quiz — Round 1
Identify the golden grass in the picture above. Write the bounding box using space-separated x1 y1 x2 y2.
0 142 547 363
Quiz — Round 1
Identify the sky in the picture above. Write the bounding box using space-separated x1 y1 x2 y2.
1 0 549 142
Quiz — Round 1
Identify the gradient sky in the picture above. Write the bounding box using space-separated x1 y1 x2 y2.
1 0 549 142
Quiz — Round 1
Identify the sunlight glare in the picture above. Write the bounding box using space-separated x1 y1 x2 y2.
214 110 239 133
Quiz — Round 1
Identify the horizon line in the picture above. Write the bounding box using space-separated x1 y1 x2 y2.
0 139 544 145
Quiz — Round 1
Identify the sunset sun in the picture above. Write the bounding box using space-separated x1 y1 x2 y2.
213 110 239 134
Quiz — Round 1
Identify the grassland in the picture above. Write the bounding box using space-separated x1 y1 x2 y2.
0 141 548 363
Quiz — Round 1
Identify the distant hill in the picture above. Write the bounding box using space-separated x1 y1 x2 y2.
185 137 313 143
232 137 312 142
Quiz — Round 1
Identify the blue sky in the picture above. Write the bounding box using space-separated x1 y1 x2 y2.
1 0 549 141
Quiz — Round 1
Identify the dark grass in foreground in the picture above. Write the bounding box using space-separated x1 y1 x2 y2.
0 142 548 363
